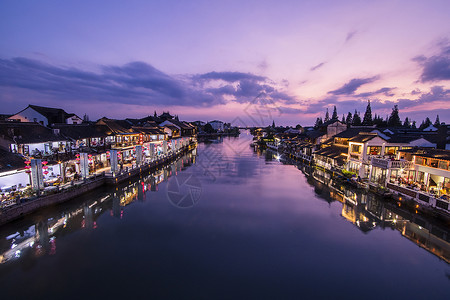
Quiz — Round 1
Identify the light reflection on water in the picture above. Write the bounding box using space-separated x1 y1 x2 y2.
0 131 449 299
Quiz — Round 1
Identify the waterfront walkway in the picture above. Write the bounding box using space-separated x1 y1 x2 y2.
0 143 196 225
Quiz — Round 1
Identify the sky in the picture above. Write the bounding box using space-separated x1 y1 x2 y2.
1 0 450 126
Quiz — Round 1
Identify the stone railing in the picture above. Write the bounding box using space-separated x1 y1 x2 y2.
371 157 414 170
386 182 449 213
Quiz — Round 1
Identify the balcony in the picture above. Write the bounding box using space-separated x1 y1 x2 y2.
371 157 414 170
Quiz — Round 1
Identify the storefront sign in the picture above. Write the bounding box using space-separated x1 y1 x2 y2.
31 159 43 191
135 146 143 165
80 153 90 178
110 150 118 173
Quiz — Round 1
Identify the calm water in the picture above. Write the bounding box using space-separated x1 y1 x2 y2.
0 131 449 299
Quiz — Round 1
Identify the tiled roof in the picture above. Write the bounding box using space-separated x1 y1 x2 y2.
53 124 110 140
0 149 25 173
0 122 66 144
398 148 450 161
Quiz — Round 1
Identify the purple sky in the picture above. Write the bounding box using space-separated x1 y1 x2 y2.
1 0 450 126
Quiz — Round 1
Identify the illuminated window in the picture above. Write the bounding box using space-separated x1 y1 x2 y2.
351 144 361 154
438 161 448 170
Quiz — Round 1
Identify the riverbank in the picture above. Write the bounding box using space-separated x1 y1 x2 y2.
0 143 196 226
264 145 450 223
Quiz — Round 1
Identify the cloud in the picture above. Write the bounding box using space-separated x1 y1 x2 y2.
0 57 224 107
195 71 265 82
414 43 450 82
310 62 326 71
345 30 357 43
355 87 396 98
257 60 269 72
278 106 304 114
0 57 299 111
193 70 296 104
328 76 380 95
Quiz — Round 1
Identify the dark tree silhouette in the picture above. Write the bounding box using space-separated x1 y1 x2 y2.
332 106 338 120
345 112 353 126
419 117 432 130
204 123 215 133
403 117 410 128
362 100 373 125
352 110 362 126
387 105 401 127
314 117 323 128
324 108 330 122
434 115 440 127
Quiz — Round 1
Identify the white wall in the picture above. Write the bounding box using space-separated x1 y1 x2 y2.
66 116 83 124
0 170 30 189
8 108 47 126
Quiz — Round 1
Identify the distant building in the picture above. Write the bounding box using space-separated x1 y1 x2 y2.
437 124 450 150
8 105 82 127
423 124 438 132
208 120 224 132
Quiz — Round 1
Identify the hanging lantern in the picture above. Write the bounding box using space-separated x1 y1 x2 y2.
25 159 32 174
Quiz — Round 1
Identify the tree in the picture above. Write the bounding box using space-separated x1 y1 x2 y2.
204 123 215 133
434 115 440 127
411 121 417 129
324 108 330 122
352 110 362 126
362 100 373 125
332 106 338 120
403 117 410 128
295 124 302 130
314 117 323 128
373 114 386 127
272 120 275 128
345 112 353 126
154 111 157 117
341 114 346 124
387 105 401 127
419 117 432 130
83 114 89 122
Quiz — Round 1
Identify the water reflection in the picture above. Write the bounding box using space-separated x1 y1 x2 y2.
0 133 448 299
266 150 450 264
0 152 196 265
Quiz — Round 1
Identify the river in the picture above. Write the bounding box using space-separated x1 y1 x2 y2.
0 130 449 299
